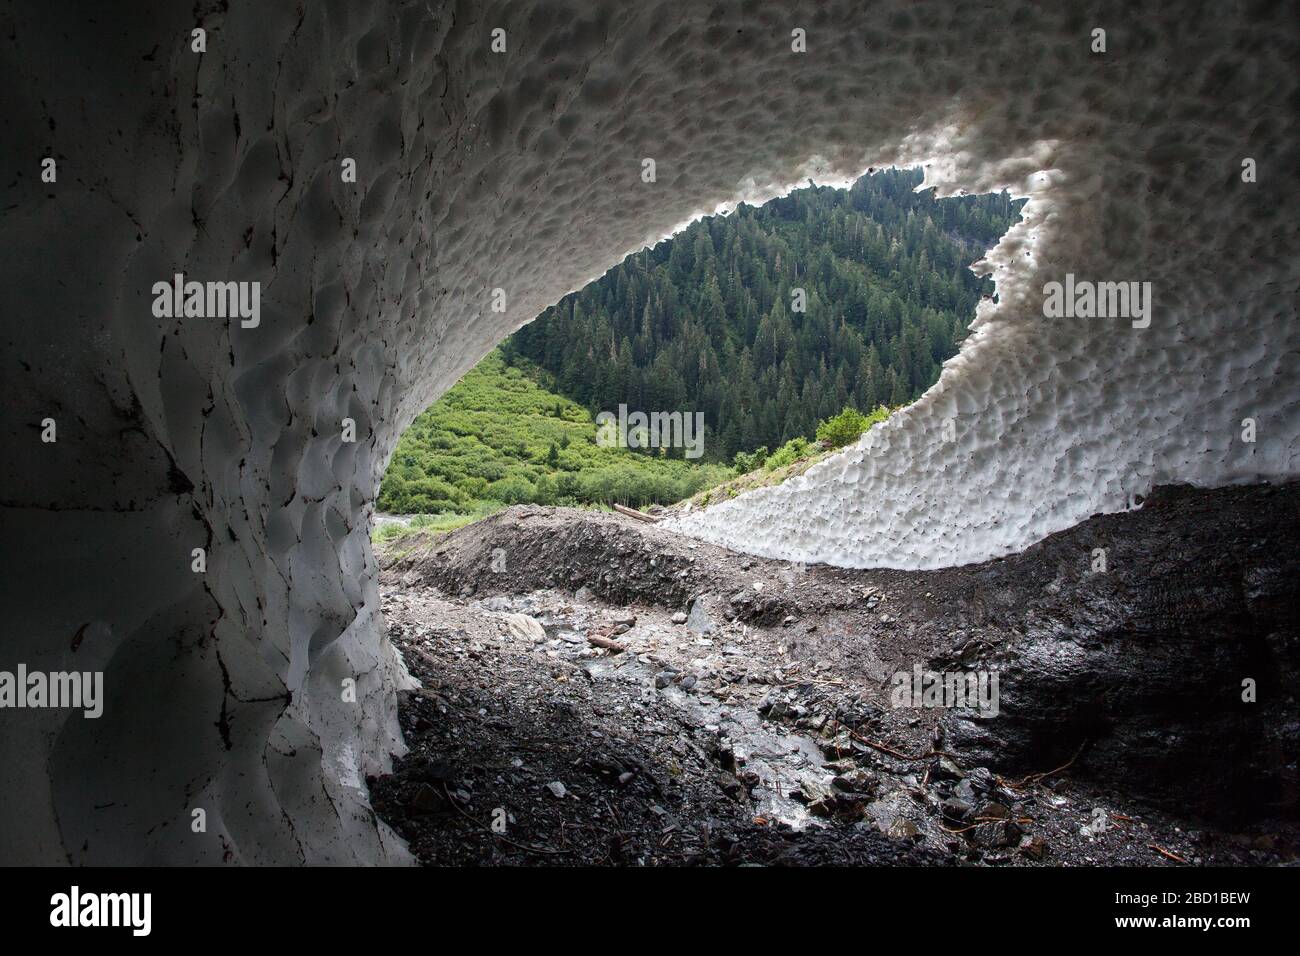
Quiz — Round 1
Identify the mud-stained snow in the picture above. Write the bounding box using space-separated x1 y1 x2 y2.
1 1 1296 863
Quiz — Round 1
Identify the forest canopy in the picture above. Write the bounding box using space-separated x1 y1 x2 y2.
505 167 1023 462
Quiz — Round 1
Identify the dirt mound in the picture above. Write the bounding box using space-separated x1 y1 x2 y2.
383 506 795 624
380 484 1300 833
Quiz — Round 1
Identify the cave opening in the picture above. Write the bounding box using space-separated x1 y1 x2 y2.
372 165 1028 534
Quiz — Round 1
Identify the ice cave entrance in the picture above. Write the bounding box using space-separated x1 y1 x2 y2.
373 166 1026 544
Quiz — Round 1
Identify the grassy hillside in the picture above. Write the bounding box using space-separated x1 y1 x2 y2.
377 351 733 521
672 405 896 511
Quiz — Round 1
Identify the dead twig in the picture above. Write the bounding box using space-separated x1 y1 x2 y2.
441 784 573 856
604 798 621 828
1148 843 1189 864
939 814 1034 835
1000 739 1089 790
837 721 959 762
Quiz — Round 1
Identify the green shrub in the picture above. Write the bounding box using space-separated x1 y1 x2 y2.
765 436 811 471
733 446 769 473
815 405 890 449
486 474 536 504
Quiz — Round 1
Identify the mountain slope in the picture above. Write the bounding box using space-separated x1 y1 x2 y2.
505 167 1024 462
377 351 731 516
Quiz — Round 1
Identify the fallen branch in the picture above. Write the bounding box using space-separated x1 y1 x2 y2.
611 502 659 523
587 634 627 653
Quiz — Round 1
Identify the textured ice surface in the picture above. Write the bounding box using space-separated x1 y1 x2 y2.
1 1 1296 863
666 151 1300 566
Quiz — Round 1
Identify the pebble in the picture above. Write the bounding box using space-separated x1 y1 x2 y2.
502 613 547 643
686 599 717 635
941 797 974 821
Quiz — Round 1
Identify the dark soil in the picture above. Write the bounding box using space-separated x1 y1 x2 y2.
370 482 1299 865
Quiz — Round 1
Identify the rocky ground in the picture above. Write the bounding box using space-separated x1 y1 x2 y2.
369 483 1299 866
